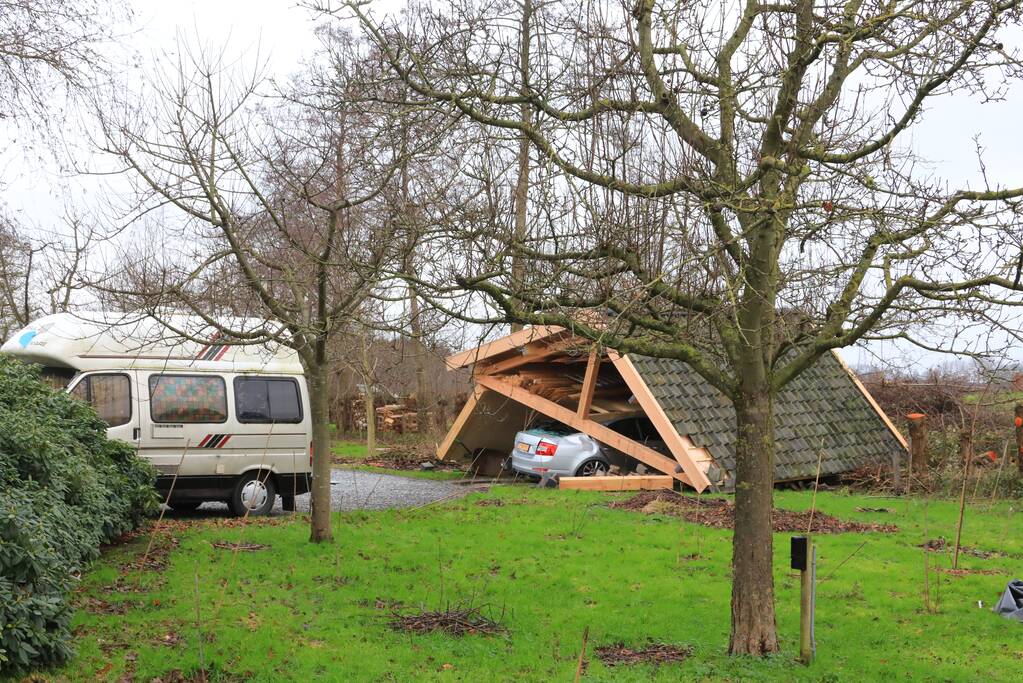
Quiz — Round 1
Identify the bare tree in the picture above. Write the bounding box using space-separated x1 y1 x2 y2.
93 36 449 542
0 0 120 125
330 0 1023 653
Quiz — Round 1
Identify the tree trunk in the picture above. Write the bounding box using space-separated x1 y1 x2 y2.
508 0 532 334
409 287 431 434
362 341 376 458
1014 404 1023 475
728 389 780 655
307 363 333 543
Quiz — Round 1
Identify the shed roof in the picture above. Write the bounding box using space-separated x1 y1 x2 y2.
629 352 906 486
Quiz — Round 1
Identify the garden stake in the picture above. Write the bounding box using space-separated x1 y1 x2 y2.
574 626 589 683
194 570 206 682
952 439 970 570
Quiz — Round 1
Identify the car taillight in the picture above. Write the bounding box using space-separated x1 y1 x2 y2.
309 441 314 467
535 440 558 457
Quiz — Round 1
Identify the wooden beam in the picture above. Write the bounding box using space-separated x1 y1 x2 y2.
577 349 599 419
445 326 565 370
829 349 910 451
478 337 586 375
475 375 696 487
559 475 673 491
609 352 714 491
436 385 484 460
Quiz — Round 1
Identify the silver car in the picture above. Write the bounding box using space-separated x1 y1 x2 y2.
507 412 668 478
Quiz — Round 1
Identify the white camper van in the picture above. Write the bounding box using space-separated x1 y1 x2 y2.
1 312 312 515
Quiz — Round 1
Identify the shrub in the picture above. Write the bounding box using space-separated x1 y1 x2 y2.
0 356 158 673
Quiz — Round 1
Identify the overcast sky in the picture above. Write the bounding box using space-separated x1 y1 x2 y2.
3 0 1022 371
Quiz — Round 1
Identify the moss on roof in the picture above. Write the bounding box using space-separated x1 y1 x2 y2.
628 352 905 489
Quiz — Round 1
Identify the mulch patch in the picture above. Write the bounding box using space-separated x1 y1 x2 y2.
389 605 506 637
594 642 692 667
921 538 1000 559
210 541 269 552
609 490 899 534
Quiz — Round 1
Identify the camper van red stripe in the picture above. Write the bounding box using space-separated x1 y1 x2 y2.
217 435 231 448
198 344 225 361
197 434 212 448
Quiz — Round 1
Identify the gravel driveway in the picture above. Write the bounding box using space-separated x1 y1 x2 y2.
282 468 466 513
188 468 469 516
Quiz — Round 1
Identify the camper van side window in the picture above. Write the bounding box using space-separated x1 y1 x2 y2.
234 377 302 423
69 373 132 427
148 374 228 423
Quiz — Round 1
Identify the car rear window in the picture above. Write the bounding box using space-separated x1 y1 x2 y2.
529 419 574 436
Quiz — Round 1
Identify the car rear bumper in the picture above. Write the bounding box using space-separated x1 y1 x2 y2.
509 449 574 477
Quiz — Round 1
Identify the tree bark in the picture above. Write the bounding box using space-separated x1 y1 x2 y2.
1014 404 1023 475
362 339 376 458
409 286 431 434
907 413 928 491
508 0 532 333
728 388 780 656
307 363 334 543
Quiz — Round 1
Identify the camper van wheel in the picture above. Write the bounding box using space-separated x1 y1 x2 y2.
230 471 277 517
167 500 202 512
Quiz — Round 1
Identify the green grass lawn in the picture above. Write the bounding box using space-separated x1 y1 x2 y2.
34 489 1023 682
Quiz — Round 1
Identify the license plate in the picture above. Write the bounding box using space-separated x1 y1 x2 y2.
516 442 530 452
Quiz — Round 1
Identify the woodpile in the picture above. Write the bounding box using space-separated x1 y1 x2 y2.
375 404 418 434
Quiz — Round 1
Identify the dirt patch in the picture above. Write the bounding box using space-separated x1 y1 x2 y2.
475 499 505 507
921 538 1000 559
334 447 463 473
595 642 692 667
389 605 506 637
210 541 269 552
609 490 899 534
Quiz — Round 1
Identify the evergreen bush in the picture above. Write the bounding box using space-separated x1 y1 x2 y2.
0 356 157 672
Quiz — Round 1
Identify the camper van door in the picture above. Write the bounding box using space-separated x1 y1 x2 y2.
67 370 140 447
140 371 231 478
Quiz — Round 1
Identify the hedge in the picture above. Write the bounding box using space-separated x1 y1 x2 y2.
0 356 158 672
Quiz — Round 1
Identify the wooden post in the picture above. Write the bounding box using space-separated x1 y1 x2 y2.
791 536 816 665
1014 404 1023 475
576 348 599 419
906 413 927 493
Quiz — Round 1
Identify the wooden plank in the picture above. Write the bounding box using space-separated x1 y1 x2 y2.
445 326 565 370
475 375 695 487
829 349 910 451
576 348 600 419
559 475 673 491
479 337 586 375
609 352 714 491
436 385 484 460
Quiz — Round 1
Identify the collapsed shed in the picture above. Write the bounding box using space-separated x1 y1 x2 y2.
437 326 907 492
